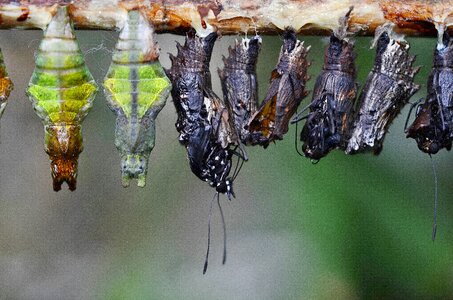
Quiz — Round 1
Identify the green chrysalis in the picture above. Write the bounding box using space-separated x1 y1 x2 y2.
27 6 98 191
103 9 172 187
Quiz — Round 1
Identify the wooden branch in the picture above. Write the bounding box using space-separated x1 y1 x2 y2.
0 1 452 36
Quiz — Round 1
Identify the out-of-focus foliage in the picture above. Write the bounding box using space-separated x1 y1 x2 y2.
0 31 452 300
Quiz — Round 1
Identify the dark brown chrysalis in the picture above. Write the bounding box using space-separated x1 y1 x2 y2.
406 30 453 154
246 29 310 148
346 24 420 154
219 36 261 143
166 30 238 197
297 8 357 160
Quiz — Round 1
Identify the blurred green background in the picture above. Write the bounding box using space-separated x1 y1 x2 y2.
0 29 452 300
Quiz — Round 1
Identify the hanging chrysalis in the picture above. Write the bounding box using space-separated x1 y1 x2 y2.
406 29 453 154
246 29 310 148
218 36 261 143
103 10 171 188
167 30 240 198
296 8 357 160
27 6 98 191
0 49 13 122
346 24 420 154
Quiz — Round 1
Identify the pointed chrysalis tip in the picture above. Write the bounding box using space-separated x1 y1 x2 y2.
50 157 78 192
120 154 149 188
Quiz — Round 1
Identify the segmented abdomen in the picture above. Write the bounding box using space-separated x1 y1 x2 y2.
247 30 310 147
406 31 453 154
219 36 261 143
167 31 237 197
26 6 98 191
103 10 171 187
347 27 420 154
301 33 357 160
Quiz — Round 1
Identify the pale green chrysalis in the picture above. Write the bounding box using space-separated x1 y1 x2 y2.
103 10 172 187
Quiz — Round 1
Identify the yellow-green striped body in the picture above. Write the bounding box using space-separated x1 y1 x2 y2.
103 10 171 187
26 6 98 191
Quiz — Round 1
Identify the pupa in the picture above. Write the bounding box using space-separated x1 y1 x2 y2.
296 7 358 160
218 36 261 143
166 30 240 198
347 24 420 155
406 30 453 154
103 9 172 187
246 29 310 148
27 6 98 191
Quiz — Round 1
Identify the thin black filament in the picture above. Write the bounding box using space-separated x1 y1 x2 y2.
203 192 217 274
429 154 438 241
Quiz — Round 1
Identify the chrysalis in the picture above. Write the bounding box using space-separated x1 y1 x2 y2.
103 10 172 188
406 30 453 154
246 30 310 148
346 24 420 154
297 8 357 160
0 49 13 122
167 30 239 198
218 36 261 143
27 6 98 191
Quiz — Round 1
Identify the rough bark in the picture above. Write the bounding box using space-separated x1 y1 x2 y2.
0 1 452 36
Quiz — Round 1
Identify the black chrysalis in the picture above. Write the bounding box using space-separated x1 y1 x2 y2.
346 24 420 154
297 8 358 160
406 30 453 154
166 30 239 197
246 29 310 148
167 31 244 273
218 36 261 143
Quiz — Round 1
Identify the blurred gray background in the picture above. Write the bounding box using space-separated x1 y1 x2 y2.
0 29 452 299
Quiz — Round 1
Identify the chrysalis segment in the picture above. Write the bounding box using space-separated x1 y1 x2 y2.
218 36 261 143
0 49 13 121
167 31 238 197
406 31 453 154
246 30 310 148
26 6 98 191
346 26 420 154
103 10 171 188
299 9 357 160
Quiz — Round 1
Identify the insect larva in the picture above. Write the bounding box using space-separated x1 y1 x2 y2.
406 30 453 154
246 29 310 148
0 49 13 122
218 36 261 143
103 10 172 188
167 30 239 197
26 6 98 191
346 24 420 154
297 8 357 160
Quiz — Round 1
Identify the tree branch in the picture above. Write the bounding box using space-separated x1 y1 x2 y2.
0 1 452 36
